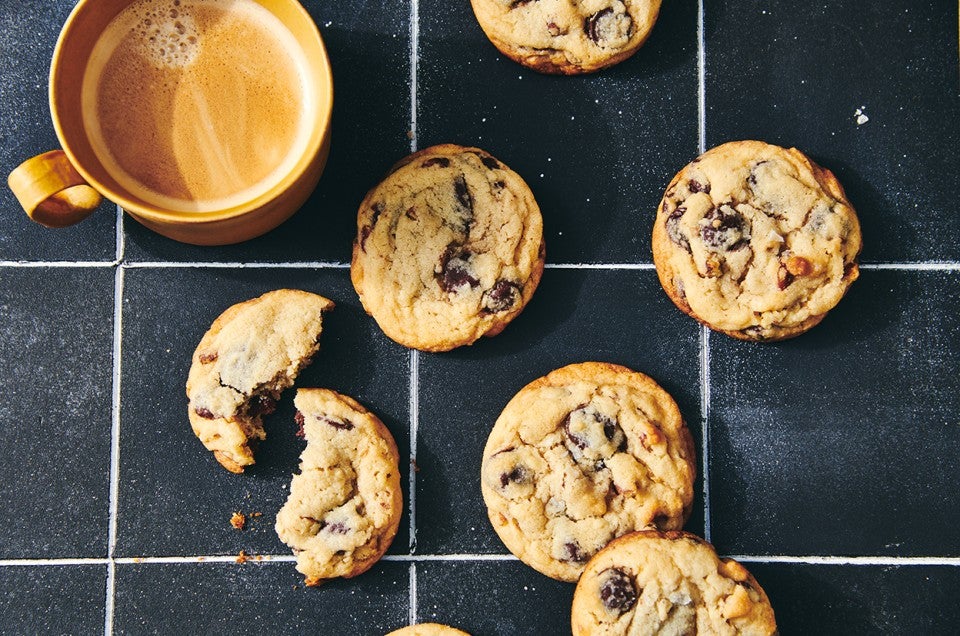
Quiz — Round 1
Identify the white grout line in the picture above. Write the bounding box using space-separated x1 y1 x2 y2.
115 204 125 262
102 264 124 636
409 350 420 553
408 563 418 625
696 0 711 546
545 263 656 270
3 553 958 567
122 261 351 269
728 555 960 567
409 0 419 153
1 260 959 271
697 0 706 154
699 326 711 543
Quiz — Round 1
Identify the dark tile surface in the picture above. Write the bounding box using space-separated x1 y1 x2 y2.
415 560 574 636
416 269 704 555
0 565 106 634
710 270 960 556
113 560 408 635
1 0 958 634
0 267 113 558
418 1 700 264
746 562 960 636
706 0 960 263
116 267 411 557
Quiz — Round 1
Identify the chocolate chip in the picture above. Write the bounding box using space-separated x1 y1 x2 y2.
499 465 527 488
247 394 277 418
547 21 561 36
454 174 473 211
747 160 771 187
599 568 637 616
370 202 384 227
477 154 501 170
195 407 215 419
421 157 450 168
688 179 711 194
777 265 794 290
699 204 750 251
665 207 690 252
405 207 417 220
585 8 614 43
585 7 631 46
359 225 372 252
325 521 349 535
437 245 480 293
321 416 354 431
294 411 306 438
482 279 521 314
199 352 217 364
509 0 535 7
563 406 627 466
493 179 506 190
562 541 588 563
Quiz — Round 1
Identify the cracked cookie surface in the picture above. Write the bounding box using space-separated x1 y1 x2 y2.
481 362 695 582
470 0 662 74
275 389 402 586
186 289 334 473
572 530 777 636
386 625 472 636
652 140 862 341
351 144 544 352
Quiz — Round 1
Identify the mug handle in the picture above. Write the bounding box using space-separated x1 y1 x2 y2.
8 150 103 228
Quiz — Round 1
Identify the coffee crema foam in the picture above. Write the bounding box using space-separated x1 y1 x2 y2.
82 0 315 213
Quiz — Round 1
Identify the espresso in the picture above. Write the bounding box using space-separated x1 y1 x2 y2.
82 0 315 212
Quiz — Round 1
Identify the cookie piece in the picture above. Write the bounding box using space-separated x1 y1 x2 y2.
470 0 662 74
572 530 777 635
351 144 545 352
481 362 696 582
652 140 862 341
386 625 471 636
275 389 402 586
186 289 335 473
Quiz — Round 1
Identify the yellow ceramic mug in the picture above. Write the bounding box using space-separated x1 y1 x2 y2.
8 0 333 245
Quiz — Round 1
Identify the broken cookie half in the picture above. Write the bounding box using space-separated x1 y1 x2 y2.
276 388 402 586
186 289 335 473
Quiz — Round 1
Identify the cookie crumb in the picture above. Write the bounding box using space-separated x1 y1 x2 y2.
411 458 420 473
230 511 246 530
854 107 869 125
236 550 249 564
250 511 263 518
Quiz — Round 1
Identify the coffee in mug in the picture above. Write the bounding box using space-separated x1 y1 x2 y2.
83 0 315 212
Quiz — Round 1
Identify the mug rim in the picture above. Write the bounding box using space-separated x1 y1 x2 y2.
49 0 334 226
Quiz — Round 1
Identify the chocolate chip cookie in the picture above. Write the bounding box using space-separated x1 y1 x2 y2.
571 530 777 635
481 362 696 582
275 388 402 586
186 289 335 473
386 625 471 636
652 140 862 341
470 0 662 74
351 144 545 352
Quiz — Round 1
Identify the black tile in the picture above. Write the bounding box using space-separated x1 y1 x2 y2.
706 0 960 262
113 560 408 635
0 267 113 558
122 0 411 262
415 560 573 636
745 561 960 636
0 564 106 633
116 267 411 557
0 1 117 262
416 269 703 555
418 1 699 264
709 270 960 556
